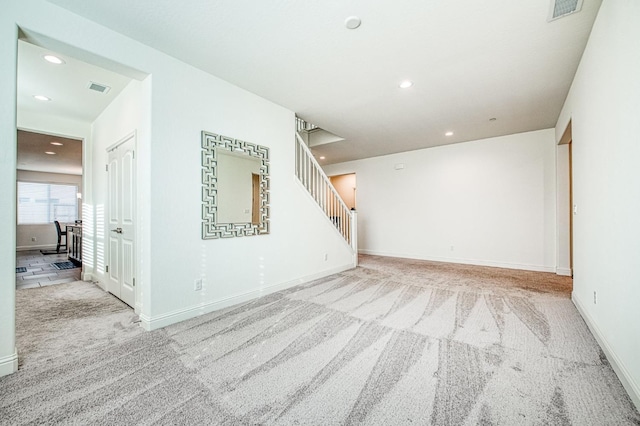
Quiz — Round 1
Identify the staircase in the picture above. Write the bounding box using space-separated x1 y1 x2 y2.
295 117 357 264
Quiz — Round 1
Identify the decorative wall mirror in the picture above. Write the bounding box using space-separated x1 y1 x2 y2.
201 131 270 239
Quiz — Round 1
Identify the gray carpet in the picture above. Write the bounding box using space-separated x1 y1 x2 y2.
1 255 639 425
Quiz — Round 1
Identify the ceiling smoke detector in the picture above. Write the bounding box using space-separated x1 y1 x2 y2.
345 16 361 30
548 0 583 21
87 81 111 94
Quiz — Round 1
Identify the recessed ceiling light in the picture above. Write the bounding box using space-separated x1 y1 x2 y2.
319 156 326 160
50 142 63 146
399 80 413 89
43 54 65 65
445 131 454 136
33 95 51 101
44 151 56 155
345 16 361 30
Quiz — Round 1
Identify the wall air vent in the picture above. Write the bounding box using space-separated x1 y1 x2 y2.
548 0 583 22
87 81 111 94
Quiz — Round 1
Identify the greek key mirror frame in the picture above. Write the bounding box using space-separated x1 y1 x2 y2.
201 131 270 239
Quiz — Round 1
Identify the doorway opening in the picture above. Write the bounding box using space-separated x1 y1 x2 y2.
557 119 573 277
251 173 260 224
13 34 142 369
15 36 133 291
329 173 357 210
16 129 83 289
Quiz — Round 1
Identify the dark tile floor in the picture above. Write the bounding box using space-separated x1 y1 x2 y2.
15 250 82 290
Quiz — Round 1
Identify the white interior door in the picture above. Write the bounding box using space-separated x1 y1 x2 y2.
107 134 136 307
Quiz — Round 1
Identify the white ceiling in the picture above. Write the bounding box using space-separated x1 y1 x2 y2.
17 40 132 123
17 39 132 174
46 0 601 164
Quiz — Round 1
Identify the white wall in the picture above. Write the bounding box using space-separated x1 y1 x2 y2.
18 110 90 141
89 79 146 298
325 129 557 272
0 16 19 377
555 0 640 408
308 129 344 147
1 0 355 373
16 170 82 250
145 58 354 327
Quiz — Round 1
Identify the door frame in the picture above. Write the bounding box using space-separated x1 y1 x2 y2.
556 119 573 277
105 131 137 308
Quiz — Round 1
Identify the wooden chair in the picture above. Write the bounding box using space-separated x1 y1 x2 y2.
54 220 67 253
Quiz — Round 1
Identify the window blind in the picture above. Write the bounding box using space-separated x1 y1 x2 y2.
17 181 78 225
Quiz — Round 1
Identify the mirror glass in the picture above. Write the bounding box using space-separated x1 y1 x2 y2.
216 150 261 224
201 131 270 239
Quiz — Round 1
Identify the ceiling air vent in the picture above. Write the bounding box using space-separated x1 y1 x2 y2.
87 81 111 94
548 0 583 21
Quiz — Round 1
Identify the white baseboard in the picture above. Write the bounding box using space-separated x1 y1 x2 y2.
572 293 640 411
0 349 18 377
140 263 354 331
556 267 572 276
86 270 106 290
93 278 106 291
81 273 106 291
358 249 556 273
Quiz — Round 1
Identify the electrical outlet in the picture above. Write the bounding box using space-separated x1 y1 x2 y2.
450 245 454 251
31 237 37 242
194 279 203 291
593 291 597 304
324 253 328 261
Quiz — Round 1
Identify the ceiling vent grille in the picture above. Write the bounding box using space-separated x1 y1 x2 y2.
87 81 111 94
548 0 583 21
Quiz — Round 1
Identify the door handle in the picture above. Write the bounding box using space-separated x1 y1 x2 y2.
111 227 123 234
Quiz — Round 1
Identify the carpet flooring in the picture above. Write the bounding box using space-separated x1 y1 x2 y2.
1 255 638 425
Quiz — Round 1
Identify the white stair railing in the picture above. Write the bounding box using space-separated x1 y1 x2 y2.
296 116 319 133
295 130 357 257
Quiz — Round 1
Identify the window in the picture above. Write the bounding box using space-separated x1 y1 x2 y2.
17 182 78 225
